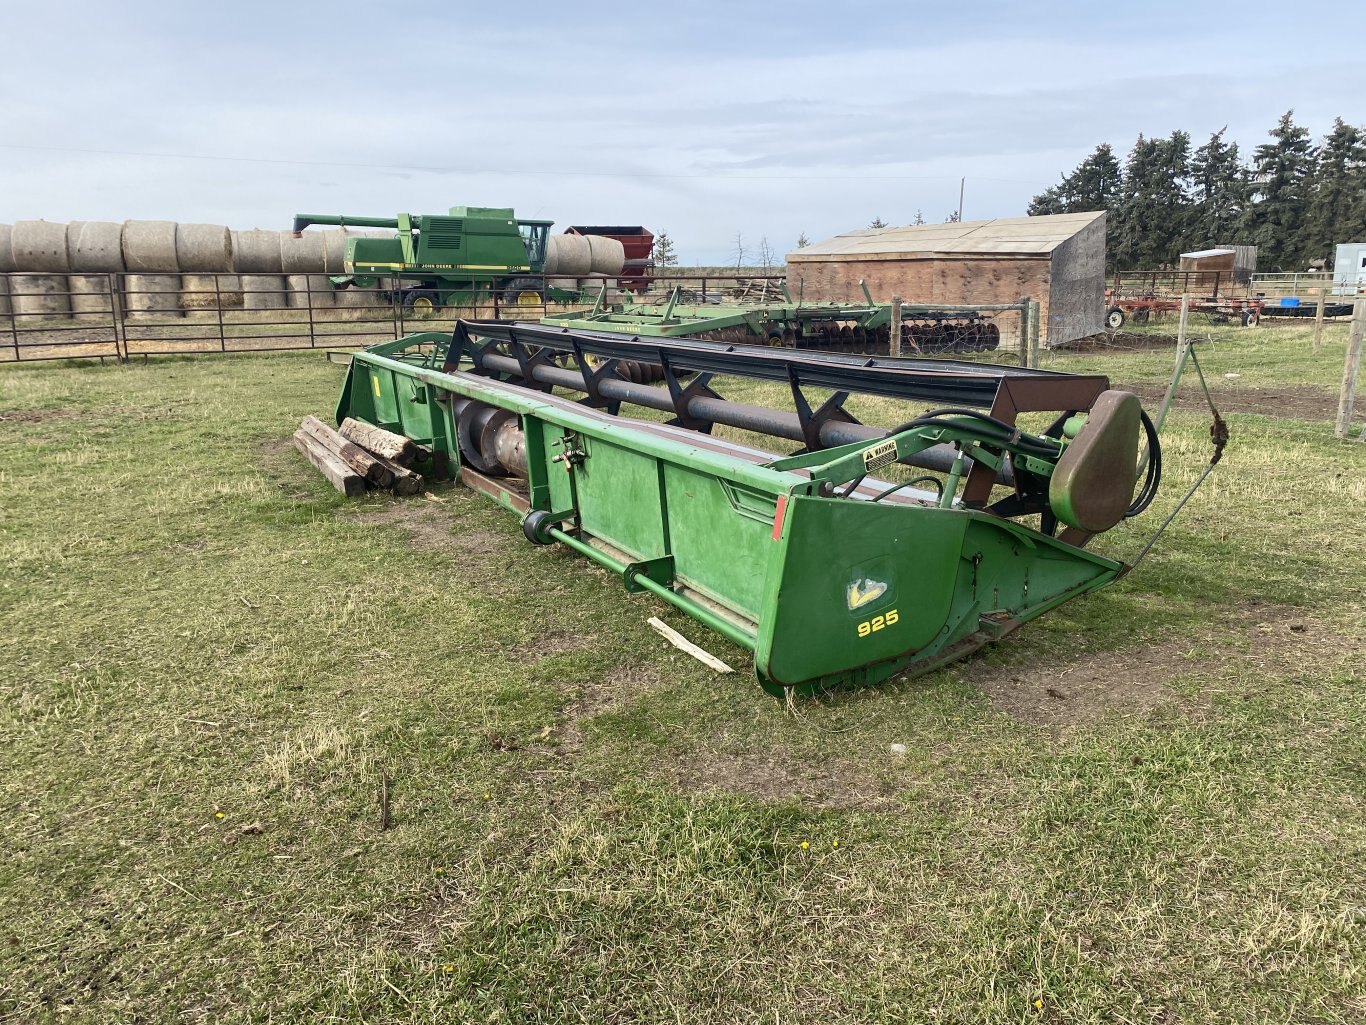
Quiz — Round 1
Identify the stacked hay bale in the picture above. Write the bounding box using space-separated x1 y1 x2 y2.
10 221 72 317
122 220 183 319
233 229 288 311
281 232 333 310
64 221 114 316
174 223 235 317
0 224 12 319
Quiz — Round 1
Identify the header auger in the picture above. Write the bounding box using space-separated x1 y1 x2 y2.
335 322 1164 697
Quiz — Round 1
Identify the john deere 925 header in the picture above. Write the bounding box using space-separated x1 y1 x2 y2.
334 322 1165 696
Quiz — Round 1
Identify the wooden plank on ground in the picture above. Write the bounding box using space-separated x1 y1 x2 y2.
299 416 394 487
647 616 734 674
339 417 419 465
293 429 365 497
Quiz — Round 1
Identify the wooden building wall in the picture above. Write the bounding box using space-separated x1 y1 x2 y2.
786 214 1106 347
786 254 1051 343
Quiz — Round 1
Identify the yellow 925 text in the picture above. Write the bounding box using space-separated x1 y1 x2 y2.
857 608 899 638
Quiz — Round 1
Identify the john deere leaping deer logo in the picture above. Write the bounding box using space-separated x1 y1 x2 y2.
847 578 888 611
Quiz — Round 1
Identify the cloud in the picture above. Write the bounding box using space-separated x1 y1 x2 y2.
1 1 1362 262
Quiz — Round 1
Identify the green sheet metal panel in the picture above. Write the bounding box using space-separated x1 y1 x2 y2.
571 437 667 561
661 464 775 621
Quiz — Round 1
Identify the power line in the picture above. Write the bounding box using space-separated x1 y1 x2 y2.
0 143 1051 188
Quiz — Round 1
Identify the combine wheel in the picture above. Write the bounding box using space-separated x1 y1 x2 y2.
402 289 441 318
1106 306 1126 330
501 277 546 307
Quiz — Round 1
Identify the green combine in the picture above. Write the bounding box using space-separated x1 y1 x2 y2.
292 207 586 314
330 320 1174 698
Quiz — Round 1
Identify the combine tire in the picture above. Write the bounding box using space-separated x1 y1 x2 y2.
402 289 441 319
1106 307 1126 330
502 277 545 307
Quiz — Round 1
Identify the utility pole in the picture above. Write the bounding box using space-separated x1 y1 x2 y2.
958 177 965 223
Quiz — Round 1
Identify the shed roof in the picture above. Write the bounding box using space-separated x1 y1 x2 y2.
789 211 1104 260
1180 248 1235 259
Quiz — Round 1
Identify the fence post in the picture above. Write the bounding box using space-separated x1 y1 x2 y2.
305 275 317 349
1313 289 1327 356
1335 296 1365 439
110 273 127 362
214 273 226 353
1156 293 1192 433
889 295 902 358
4 274 18 362
1017 299 1029 364
1028 300 1042 369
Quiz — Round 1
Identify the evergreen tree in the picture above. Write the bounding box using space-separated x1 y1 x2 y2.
1111 132 1193 267
1189 127 1247 244
1244 110 1315 270
1304 118 1366 267
652 231 677 268
1028 144 1121 216
795 233 810 248
868 216 887 229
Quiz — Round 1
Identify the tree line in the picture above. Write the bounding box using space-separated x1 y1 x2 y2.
1028 111 1366 272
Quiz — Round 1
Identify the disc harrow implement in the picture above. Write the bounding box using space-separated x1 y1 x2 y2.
335 321 1166 697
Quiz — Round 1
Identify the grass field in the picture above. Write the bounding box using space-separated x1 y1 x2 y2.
2 320 1364 1022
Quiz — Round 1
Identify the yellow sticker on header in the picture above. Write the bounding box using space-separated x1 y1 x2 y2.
862 439 898 472
372 376 382 398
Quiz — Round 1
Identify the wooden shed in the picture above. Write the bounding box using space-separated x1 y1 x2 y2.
1180 246 1256 286
787 211 1106 346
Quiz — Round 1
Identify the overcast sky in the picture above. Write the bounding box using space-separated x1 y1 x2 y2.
2 1 1362 264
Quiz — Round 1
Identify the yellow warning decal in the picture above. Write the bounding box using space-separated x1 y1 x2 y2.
372 376 381 398
862 439 898 472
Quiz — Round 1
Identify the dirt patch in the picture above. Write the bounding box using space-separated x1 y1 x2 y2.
506 631 596 661
550 665 672 756
0 406 76 424
257 437 316 499
1127 382 1338 421
975 605 1359 729
975 647 1185 729
354 498 509 557
672 748 896 811
1055 330 1180 353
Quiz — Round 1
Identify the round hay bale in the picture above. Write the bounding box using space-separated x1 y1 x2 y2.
321 230 352 273
232 230 284 273
179 273 227 312
0 274 10 319
544 234 591 276
122 221 180 272
12 221 71 272
64 221 86 267
10 274 71 317
333 284 381 310
0 223 14 271
176 223 233 272
280 232 325 274
124 273 184 319
68 274 113 316
585 235 626 276
70 221 125 272
240 274 287 310
547 277 579 290
286 274 334 309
